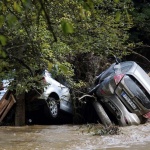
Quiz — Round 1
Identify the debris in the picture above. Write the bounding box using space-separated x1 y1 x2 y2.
0 90 16 122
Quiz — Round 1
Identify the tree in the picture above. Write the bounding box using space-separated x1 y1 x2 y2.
130 0 150 46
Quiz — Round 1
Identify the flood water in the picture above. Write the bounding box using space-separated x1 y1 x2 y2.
1 122 150 150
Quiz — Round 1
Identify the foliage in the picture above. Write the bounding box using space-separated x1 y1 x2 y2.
130 1 150 44
0 0 75 94
0 0 134 95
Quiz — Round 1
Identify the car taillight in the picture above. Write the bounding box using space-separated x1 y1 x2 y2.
114 74 124 85
143 112 150 119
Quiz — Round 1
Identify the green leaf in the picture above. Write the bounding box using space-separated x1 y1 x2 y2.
115 11 121 22
14 2 21 12
61 20 74 34
59 64 68 74
0 15 4 28
0 2 3 11
47 62 53 71
0 49 6 58
82 0 94 10
79 8 86 18
125 9 131 22
83 3 89 10
87 0 94 9
114 0 119 3
22 0 31 9
7 14 17 27
0 35 7 46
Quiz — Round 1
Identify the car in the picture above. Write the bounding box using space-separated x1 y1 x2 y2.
36 70 73 119
94 60 150 126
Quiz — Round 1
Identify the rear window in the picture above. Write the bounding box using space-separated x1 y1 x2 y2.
124 75 150 109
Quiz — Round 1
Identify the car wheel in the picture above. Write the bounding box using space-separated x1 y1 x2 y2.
47 97 59 118
92 101 112 127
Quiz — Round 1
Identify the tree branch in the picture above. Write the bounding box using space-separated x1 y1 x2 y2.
38 0 57 43
128 49 150 64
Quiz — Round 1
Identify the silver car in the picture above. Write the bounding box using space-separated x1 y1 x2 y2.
37 70 73 119
94 61 150 126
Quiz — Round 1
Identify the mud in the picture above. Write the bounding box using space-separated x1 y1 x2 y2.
0 123 150 150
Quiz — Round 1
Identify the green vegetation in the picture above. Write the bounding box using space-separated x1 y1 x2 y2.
0 0 149 125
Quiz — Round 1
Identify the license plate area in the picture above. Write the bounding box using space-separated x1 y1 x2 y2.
121 91 137 110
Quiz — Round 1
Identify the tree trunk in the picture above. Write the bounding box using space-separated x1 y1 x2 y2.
15 93 25 126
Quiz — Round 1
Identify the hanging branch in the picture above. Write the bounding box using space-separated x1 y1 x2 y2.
38 0 57 44
128 49 150 64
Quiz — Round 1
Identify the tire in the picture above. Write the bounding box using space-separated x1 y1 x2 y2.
46 97 59 119
92 101 112 127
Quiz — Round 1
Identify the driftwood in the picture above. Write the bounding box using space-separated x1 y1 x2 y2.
0 91 16 122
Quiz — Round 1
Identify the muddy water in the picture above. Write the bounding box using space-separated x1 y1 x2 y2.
1 123 150 150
